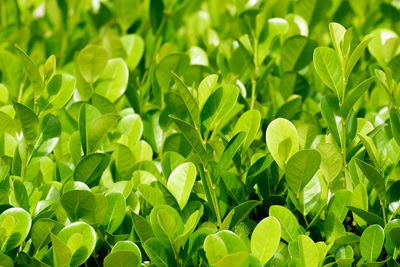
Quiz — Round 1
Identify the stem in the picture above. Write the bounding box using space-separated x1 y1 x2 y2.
250 34 259 109
205 168 222 228
250 77 257 110
208 120 221 142
250 38 259 110
17 75 26 103
20 144 29 182
381 200 387 225
394 247 400 260
303 213 309 227
341 119 347 168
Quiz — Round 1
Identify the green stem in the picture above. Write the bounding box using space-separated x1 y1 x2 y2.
381 200 387 225
250 38 259 110
250 77 257 110
205 168 222 228
303 213 309 227
393 247 400 260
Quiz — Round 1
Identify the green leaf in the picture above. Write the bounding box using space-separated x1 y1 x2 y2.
233 110 261 150
355 159 386 202
156 53 190 91
346 206 384 227
114 0 138 31
384 220 400 256
88 114 119 152
213 251 249 267
266 118 299 169
0 254 13 267
171 72 200 127
143 238 175 267
121 34 145 70
74 153 110 185
189 46 209 66
281 36 317 72
341 77 375 118
96 58 129 102
368 29 399 66
43 55 56 85
320 95 341 146
360 224 384 262
390 107 400 146
0 208 31 253
149 0 164 33
204 234 228 264
169 116 207 165
130 211 154 244
298 235 319 267
31 219 59 251
13 179 29 211
251 216 281 264
61 190 97 223
13 45 44 99
0 111 16 136
167 162 197 210
217 131 246 175
150 205 183 242
157 209 179 242
57 222 97 267
313 47 342 97
351 183 368 227
175 208 203 249
201 84 239 135
138 184 165 207
285 149 321 196
78 45 109 84
329 22 346 58
358 133 379 167
79 104 88 155
327 190 352 223
226 200 261 229
50 232 72 267
161 151 185 178
0 50 21 98
104 251 140 267
198 74 219 108
13 102 39 143
389 227 400 248
269 205 303 243
316 143 342 182
345 35 373 79
101 193 126 233
112 241 142 258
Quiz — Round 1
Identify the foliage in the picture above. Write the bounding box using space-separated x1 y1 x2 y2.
2 0 400 266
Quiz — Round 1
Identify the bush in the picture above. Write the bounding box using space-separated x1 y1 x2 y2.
1 0 400 266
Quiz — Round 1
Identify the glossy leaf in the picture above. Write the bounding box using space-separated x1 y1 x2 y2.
13 102 39 143
355 159 386 202
57 222 97 267
360 225 384 262
0 208 31 253
251 216 281 264
101 193 126 233
313 47 342 96
167 162 197 210
78 45 108 83
269 205 303 243
74 153 110 185
233 110 261 150
285 149 321 196
14 45 44 99
266 118 299 169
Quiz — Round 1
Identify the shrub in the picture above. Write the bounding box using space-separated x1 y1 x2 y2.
1 0 400 266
